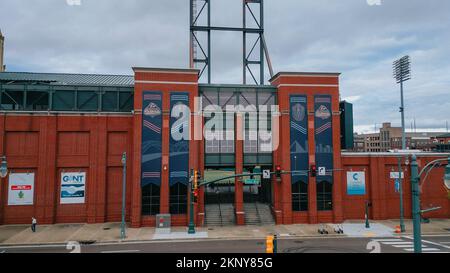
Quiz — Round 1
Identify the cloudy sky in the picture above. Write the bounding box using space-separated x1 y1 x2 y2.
0 0 449 133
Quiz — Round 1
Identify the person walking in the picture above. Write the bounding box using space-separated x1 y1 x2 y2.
31 217 37 232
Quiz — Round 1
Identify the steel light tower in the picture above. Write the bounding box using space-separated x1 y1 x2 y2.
393 55 411 150
190 0 273 84
393 56 411 233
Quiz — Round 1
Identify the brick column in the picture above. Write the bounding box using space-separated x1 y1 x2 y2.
43 116 57 224
160 96 170 214
332 96 344 223
307 96 318 224
235 112 245 225
279 98 292 225
130 112 143 228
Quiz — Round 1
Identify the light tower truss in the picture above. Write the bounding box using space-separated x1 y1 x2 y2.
190 0 273 85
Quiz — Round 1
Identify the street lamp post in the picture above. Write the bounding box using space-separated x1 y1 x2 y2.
410 155 450 253
120 152 127 240
0 156 7 179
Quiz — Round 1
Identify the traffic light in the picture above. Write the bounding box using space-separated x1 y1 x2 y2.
193 189 199 203
275 166 282 179
310 165 317 177
194 170 200 190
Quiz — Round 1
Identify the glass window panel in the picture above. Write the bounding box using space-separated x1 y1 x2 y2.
26 91 49 111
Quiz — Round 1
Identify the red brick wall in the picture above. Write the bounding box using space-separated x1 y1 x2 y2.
0 114 133 225
270 73 343 225
341 154 450 221
131 68 200 228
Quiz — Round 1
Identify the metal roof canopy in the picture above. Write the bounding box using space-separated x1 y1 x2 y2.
0 72 134 113
0 71 134 87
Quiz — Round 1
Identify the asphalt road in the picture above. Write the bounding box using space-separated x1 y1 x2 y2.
1 235 449 254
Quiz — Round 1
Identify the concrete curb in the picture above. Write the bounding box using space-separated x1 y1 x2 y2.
1 231 448 248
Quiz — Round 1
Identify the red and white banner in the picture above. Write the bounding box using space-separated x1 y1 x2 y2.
8 173 35 206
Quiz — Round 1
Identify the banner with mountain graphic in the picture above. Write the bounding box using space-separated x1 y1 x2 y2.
314 95 334 183
169 92 190 186
290 95 309 183
142 91 163 186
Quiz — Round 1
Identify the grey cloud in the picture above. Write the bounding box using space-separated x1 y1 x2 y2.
0 0 449 132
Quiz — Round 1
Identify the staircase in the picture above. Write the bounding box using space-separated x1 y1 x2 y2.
205 203 236 227
244 202 275 226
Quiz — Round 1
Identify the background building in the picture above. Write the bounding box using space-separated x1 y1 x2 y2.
354 122 446 152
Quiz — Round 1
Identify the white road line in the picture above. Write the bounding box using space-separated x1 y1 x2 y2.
403 236 450 250
440 242 450 244
100 250 140 253
381 241 414 245
405 248 441 252
374 239 404 242
0 244 66 249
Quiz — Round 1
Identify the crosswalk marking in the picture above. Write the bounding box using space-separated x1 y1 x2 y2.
382 241 414 245
374 239 403 242
375 237 449 253
405 248 440 252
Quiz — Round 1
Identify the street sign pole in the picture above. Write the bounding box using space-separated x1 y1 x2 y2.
188 169 196 234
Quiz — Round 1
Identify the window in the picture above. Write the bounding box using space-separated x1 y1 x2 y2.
317 181 333 211
142 184 160 216
292 181 308 211
170 183 188 215
26 91 49 111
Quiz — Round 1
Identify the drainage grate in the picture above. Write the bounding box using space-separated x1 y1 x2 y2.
103 227 111 231
78 240 96 245
445 228 450 232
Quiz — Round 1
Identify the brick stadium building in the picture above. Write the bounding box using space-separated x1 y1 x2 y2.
0 68 448 227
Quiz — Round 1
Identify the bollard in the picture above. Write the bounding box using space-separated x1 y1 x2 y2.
266 236 274 254
273 235 278 254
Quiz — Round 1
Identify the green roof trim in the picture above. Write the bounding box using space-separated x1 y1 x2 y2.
0 71 134 87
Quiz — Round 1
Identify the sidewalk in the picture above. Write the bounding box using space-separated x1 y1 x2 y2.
0 219 448 246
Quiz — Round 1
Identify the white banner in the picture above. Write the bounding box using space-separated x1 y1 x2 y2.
347 171 366 195
60 172 86 204
390 172 405 179
8 173 35 206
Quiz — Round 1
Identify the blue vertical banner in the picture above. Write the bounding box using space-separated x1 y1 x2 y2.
141 91 163 186
290 95 309 183
169 93 190 186
314 96 333 183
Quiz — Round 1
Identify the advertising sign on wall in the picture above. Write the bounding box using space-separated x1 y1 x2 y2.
60 172 86 204
347 171 366 195
8 173 35 206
